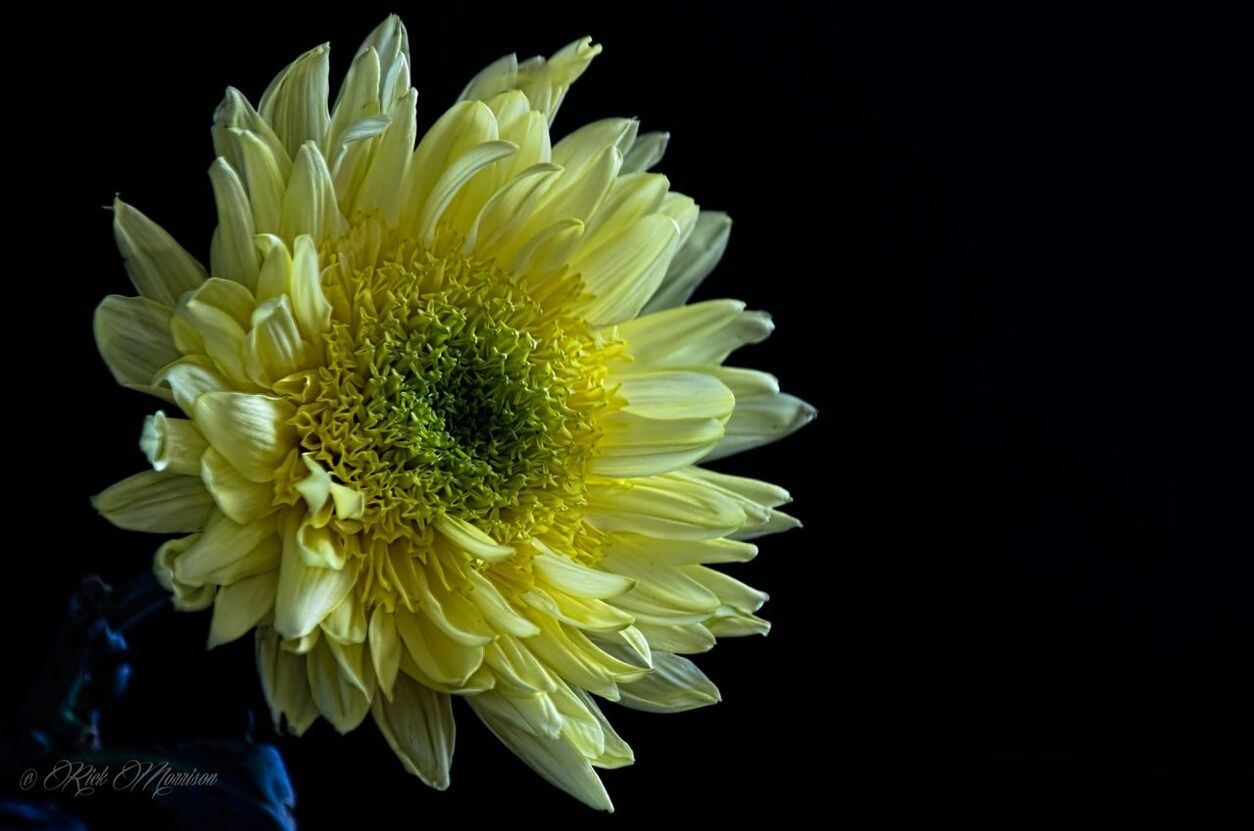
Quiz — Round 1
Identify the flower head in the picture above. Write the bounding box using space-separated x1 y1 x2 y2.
93 15 814 810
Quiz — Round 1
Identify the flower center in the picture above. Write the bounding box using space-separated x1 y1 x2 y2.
282 249 610 546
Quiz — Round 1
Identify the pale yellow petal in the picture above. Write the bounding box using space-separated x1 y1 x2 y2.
245 295 312 386
368 608 402 699
622 130 669 173
174 510 278 585
256 626 319 735
112 199 207 305
572 213 680 325
612 370 734 421
235 128 287 234
706 389 817 461
208 157 260 289
153 534 216 611
465 569 541 638
154 356 229 415
551 118 636 172
94 295 179 396
599 538 721 617
193 392 296 483
306 637 373 733
531 549 635 599
177 279 255 388
609 299 773 369
632 620 716 654
402 100 499 231
288 235 333 341
484 637 555 695
352 88 417 222
280 142 345 243
584 474 745 540
208 570 278 648
618 651 720 713
461 37 602 125
321 592 367 646
140 411 207 475
372 672 455 790
93 471 213 533
201 446 276 525
469 692 614 812
590 413 726 478
643 210 733 312
408 567 493 646
274 511 356 639
213 87 291 182
259 44 331 157
395 609 484 689
417 140 518 243
327 46 383 155
435 514 514 563
297 518 346 570
353 15 410 98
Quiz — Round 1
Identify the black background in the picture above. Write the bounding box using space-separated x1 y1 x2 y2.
3 2 1249 824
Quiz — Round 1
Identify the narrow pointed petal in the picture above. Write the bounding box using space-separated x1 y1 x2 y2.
259 44 331 157
706 390 817 461
113 199 207 305
618 651 721 713
93 471 213 533
585 474 746 540
281 143 346 242
208 570 279 648
470 693 614 812
622 131 669 173
208 158 260 289
643 211 732 313
288 235 333 340
372 673 456 790
257 627 319 735
573 214 680 325
307 638 373 733
94 295 179 394
435 515 514 563
369 608 402 699
610 299 774 369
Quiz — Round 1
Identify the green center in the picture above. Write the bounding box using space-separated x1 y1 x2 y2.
288 254 604 545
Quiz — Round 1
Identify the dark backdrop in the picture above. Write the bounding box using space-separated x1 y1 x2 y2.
3 2 1248 825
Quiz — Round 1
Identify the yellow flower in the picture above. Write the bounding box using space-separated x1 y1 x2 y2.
92 16 813 810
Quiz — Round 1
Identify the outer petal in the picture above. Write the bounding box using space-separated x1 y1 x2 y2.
259 44 331 158
140 412 207 475
617 651 721 713
372 673 455 789
642 210 733 313
112 199 207 305
256 627 319 735
460 37 602 125
469 692 613 812
609 299 774 369
94 295 180 395
93 471 213 533
208 570 279 648
703 368 816 461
